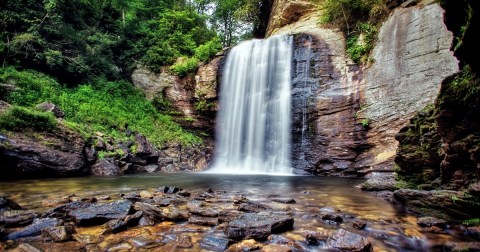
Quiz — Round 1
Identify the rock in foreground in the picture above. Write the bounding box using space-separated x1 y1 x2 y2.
225 212 294 240
326 229 371 252
69 200 132 225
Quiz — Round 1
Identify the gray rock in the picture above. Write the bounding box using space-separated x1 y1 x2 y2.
101 219 126 235
188 216 219 226
144 164 159 172
417 216 446 228
41 226 73 242
6 218 61 240
0 210 37 227
200 236 230 251
225 212 294 240
90 159 121 176
69 200 132 225
326 229 371 252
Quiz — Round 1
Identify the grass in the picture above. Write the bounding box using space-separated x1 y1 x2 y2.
0 106 57 132
0 67 201 147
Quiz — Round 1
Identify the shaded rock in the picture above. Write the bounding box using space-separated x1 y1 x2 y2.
353 220 367 230
326 229 371 252
417 217 446 228
13 243 42 252
200 236 230 251
6 218 61 240
188 205 219 217
227 239 261 252
134 133 155 157
225 212 294 240
90 159 121 176
35 102 65 118
322 213 343 223
271 198 296 204
42 201 91 219
69 200 132 226
188 216 218 226
444 242 480 252
84 146 97 164
219 210 242 223
466 226 480 239
359 172 397 191
178 191 191 197
133 202 190 221
124 211 143 226
41 226 73 242
138 216 155 226
101 219 126 235
305 230 329 245
0 210 37 227
144 164 159 172
0 197 22 212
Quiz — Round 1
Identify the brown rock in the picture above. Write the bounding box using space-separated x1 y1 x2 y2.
227 239 261 252
261 244 292 252
90 159 121 176
41 226 73 242
188 216 219 226
225 212 294 240
326 229 371 252
444 242 480 252
417 216 446 228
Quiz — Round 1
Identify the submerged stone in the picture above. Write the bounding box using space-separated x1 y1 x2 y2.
444 242 480 252
69 200 132 226
200 236 230 251
225 212 294 240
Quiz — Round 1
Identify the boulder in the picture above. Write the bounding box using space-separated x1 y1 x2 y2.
69 200 132 225
359 172 397 191
35 102 65 118
90 159 121 176
326 229 371 252
225 212 294 240
416 217 446 228
6 218 61 240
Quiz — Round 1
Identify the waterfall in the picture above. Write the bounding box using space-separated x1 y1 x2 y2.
209 35 293 175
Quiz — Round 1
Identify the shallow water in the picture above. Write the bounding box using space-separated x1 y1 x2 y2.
0 174 473 251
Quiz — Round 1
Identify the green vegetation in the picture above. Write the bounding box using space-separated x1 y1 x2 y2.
361 118 369 128
0 106 57 132
170 58 200 77
319 0 387 64
0 67 200 146
463 218 480 226
448 65 478 103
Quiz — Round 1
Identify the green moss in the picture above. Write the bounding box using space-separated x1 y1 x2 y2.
463 218 480 226
0 106 57 132
170 57 199 77
194 99 216 112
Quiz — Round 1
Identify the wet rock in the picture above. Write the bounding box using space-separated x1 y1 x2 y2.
6 218 61 240
175 234 193 248
200 236 230 251
0 197 22 212
304 230 329 245
133 202 190 221
124 211 143 226
326 229 371 252
188 206 219 217
225 212 294 240
0 210 37 227
139 190 153 199
69 200 132 226
322 213 343 223
353 220 367 230
444 242 480 252
42 201 91 219
156 186 181 194
73 233 103 244
466 226 480 239
13 243 42 252
90 159 121 176
42 196 70 207
188 216 219 226
227 239 261 251
129 234 162 249
101 219 126 235
268 234 291 244
138 216 155 226
271 198 296 204
178 191 191 197
219 210 242 223
359 172 397 191
41 226 73 242
233 195 249 204
417 216 447 228
261 244 292 252
144 164 159 173
238 202 271 212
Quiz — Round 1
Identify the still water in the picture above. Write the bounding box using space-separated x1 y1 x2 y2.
0 174 471 251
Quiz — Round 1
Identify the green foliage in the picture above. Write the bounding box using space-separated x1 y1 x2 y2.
194 38 222 62
195 99 216 112
463 218 480 226
0 68 200 147
170 57 200 77
0 106 57 132
346 22 376 63
361 118 369 128
449 65 478 103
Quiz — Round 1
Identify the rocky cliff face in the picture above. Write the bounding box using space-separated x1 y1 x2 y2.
268 0 459 176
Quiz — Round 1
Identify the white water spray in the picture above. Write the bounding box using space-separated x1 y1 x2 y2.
209 35 293 175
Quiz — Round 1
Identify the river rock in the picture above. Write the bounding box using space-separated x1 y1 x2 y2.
322 213 343 223
101 219 126 235
271 198 296 204
6 218 61 240
466 226 480 239
238 202 271 212
359 172 397 191
225 212 294 240
41 226 73 242
69 200 132 225
0 210 37 227
267 234 291 244
13 243 43 252
157 186 181 194
174 234 193 248
261 244 292 252
133 202 190 221
124 211 143 226
444 242 480 252
90 159 121 176
417 216 447 228
227 239 262 251
188 216 219 226
200 236 230 251
326 229 371 252
0 197 22 212
43 201 91 219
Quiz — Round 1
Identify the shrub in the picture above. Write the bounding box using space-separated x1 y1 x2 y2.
0 106 57 131
170 57 199 77
346 22 377 63
194 38 222 62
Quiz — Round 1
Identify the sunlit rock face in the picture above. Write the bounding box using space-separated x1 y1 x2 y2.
268 1 458 175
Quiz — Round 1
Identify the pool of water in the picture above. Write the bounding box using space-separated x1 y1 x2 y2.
0 174 473 251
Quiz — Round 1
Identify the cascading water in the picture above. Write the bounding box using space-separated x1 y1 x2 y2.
209 35 293 175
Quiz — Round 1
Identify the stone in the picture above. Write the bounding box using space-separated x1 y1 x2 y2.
0 210 37 227
42 197 70 207
139 190 153 199
0 126 86 178
42 201 91 219
225 212 294 240
144 164 159 172
156 186 181 194
69 200 132 226
138 216 155 226
175 234 193 248
267 234 291 244
35 101 65 118
84 146 97 164
227 239 261 252
261 244 292 252
90 159 121 176
13 243 42 252
326 229 371 252
271 198 296 204
101 219 126 235
200 236 230 251
466 226 480 239
353 220 368 230
322 213 343 223
359 172 397 191
6 218 61 240
304 230 329 245
134 133 156 157
131 66 175 101
0 197 22 212
417 217 447 228
238 202 271 212
188 216 219 226
133 202 190 221
444 242 480 252
124 211 143 226
41 226 73 242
